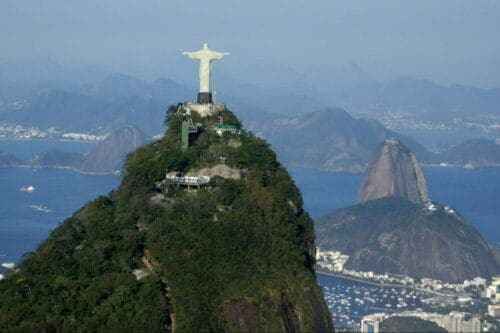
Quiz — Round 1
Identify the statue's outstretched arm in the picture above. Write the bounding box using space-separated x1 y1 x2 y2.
213 52 230 60
182 51 200 59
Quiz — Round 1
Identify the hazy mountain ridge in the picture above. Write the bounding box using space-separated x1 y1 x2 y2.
29 126 146 174
244 108 431 172
0 151 23 167
2 65 500 171
245 109 500 172
430 138 500 167
0 72 193 135
331 77 500 116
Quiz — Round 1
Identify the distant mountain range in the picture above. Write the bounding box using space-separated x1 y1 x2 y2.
245 109 500 172
244 108 430 172
2 59 500 125
0 126 146 174
430 138 500 167
0 151 22 167
1 73 192 135
2 61 500 171
329 77 500 116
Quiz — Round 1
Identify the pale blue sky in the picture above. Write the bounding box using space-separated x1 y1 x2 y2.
1 0 499 87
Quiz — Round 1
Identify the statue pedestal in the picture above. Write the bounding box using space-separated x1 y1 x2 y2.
197 92 212 104
183 102 225 117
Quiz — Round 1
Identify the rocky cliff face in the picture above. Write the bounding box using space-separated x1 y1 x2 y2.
316 140 499 283
358 139 428 204
316 197 499 283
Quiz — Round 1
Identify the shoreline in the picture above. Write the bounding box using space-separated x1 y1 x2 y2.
0 165 121 176
0 137 101 144
289 163 500 174
316 271 458 298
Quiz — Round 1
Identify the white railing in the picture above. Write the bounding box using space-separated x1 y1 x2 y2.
165 175 211 186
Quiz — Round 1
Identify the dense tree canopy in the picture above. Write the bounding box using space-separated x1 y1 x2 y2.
0 105 332 332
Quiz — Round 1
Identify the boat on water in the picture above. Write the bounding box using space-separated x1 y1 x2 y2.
20 186 36 193
463 161 475 169
1 262 15 269
29 204 52 213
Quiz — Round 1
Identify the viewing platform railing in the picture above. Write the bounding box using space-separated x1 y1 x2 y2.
165 175 211 188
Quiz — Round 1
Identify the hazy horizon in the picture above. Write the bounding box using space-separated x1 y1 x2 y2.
1 0 500 89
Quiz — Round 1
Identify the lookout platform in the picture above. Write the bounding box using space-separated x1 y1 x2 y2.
165 174 211 189
182 102 225 117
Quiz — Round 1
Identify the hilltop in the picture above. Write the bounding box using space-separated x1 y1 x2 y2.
0 105 333 332
358 140 428 204
317 197 499 282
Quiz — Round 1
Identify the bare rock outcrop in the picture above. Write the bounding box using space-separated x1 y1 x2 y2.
186 164 242 180
317 139 499 283
358 139 428 204
317 197 500 283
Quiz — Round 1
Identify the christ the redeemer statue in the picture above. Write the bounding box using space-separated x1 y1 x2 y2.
183 43 229 104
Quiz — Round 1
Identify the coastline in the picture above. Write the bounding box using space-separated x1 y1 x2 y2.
0 137 101 144
289 163 500 174
316 271 457 298
0 164 121 176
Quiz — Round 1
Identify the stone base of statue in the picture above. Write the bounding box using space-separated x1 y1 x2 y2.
182 101 225 117
197 92 212 104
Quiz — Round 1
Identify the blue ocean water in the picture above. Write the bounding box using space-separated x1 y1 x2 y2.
0 167 119 263
424 166 500 245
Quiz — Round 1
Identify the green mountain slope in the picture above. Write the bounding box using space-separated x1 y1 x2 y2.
380 316 446 333
434 138 500 167
0 151 23 166
0 105 333 332
316 197 499 283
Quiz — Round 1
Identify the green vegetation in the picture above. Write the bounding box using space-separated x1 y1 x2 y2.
316 196 499 282
0 105 332 332
380 316 446 333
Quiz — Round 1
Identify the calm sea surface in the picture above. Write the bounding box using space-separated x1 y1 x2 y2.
0 167 119 264
0 140 118 264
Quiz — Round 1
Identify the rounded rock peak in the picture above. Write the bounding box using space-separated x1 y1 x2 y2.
358 139 429 204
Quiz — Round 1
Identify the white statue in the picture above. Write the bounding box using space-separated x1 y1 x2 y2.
183 43 229 94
